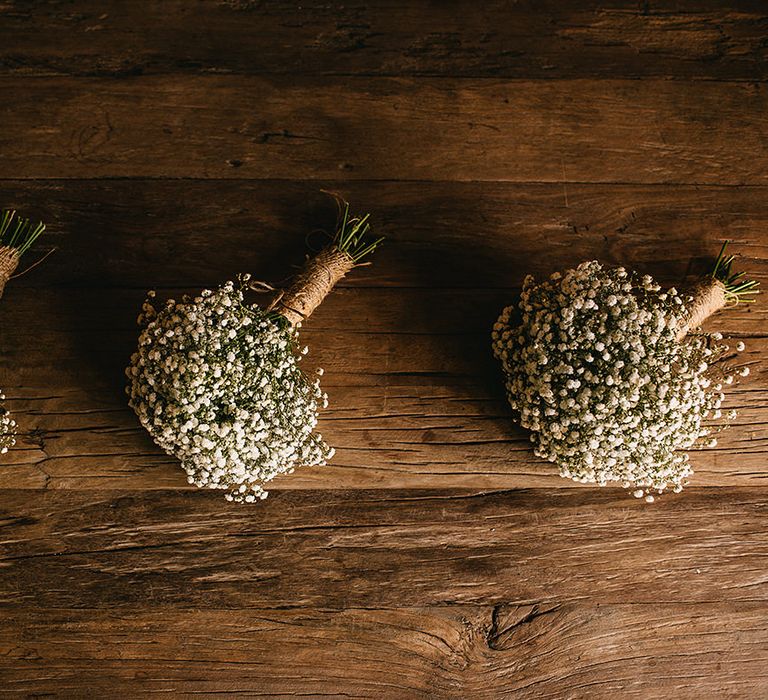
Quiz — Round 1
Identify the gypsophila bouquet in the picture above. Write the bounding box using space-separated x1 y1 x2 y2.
127 199 381 502
0 210 48 456
492 243 757 501
0 393 16 455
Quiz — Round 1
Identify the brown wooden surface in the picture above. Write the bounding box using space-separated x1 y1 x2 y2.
4 77 768 183
0 2 767 698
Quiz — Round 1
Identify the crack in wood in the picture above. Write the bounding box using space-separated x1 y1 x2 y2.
486 603 562 651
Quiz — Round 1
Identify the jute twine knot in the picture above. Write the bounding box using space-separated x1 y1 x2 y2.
0 246 19 300
269 247 355 327
677 278 727 340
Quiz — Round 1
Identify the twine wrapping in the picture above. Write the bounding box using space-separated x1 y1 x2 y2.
677 278 727 340
0 246 19 300
270 246 355 326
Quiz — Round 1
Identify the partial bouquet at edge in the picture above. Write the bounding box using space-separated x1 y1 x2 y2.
0 210 48 455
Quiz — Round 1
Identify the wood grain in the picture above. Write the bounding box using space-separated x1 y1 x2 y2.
2 78 768 183
1 1 767 696
1 488 767 609
1 1 767 80
1 604 765 698
1 180 767 289
0 180 764 491
0 285 764 491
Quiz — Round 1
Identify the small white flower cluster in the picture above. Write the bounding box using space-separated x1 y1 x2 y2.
0 391 15 455
492 261 742 499
126 275 333 502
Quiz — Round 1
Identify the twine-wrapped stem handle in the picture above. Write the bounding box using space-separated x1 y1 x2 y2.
270 247 355 327
677 278 727 340
0 247 19 300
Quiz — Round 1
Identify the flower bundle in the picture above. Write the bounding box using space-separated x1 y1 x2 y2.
0 210 47 454
492 244 758 501
0 392 15 455
127 201 381 502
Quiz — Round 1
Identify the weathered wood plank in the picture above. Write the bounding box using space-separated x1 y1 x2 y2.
2 180 768 289
1 488 767 608
3 287 766 341
1 182 763 490
1 604 766 698
1 1 767 81
2 387 766 491
1 78 767 183
1 3 765 698
0 285 764 490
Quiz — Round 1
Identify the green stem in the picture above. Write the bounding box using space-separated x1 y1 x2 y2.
710 240 760 304
0 210 46 257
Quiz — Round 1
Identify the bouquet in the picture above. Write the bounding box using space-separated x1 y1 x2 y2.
127 200 381 502
492 243 758 501
0 210 47 454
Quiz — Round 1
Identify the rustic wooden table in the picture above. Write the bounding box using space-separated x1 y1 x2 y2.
1 2 767 697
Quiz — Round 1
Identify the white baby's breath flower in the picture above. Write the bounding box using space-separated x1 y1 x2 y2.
0 392 16 455
126 276 332 503
491 261 745 499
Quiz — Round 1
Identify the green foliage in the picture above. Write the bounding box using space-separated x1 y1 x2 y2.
0 210 46 257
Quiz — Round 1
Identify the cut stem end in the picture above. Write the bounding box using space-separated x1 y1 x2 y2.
710 240 760 304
